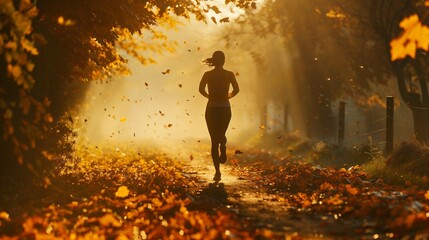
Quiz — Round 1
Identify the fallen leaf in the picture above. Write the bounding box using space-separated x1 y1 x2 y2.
319 182 333 191
0 211 10 221
99 214 122 227
115 186 130 198
345 184 358 195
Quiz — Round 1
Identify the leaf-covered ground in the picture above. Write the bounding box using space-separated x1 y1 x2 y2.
1 143 429 239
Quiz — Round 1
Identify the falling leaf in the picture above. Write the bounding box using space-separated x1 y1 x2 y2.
162 69 171 75
115 186 130 198
209 5 221 14
190 155 194 160
57 16 64 25
235 72 240 76
211 17 217 24
178 84 182 88
120 117 127 122
234 150 243 155
159 111 165 116
220 17 230 23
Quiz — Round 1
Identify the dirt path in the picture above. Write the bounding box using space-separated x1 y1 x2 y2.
177 147 360 239
2 143 428 239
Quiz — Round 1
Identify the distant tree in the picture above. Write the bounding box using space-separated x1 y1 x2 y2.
225 0 392 139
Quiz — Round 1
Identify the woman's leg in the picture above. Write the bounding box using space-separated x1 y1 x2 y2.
205 108 220 176
218 108 231 163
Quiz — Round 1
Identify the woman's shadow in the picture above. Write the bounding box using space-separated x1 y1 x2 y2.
194 180 230 210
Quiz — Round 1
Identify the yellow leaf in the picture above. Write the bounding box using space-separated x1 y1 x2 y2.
390 14 429 60
0 211 10 221
115 186 129 198
120 117 127 122
99 214 122 227
424 190 429 200
57 16 64 25
11 65 22 79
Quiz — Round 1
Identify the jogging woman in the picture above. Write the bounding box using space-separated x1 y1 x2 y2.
199 51 239 181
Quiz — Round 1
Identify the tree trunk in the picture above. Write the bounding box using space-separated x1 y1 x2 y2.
394 61 429 144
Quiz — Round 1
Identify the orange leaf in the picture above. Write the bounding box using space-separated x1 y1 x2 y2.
115 186 130 198
390 14 429 61
0 211 10 221
345 184 358 195
99 214 122 227
319 182 334 191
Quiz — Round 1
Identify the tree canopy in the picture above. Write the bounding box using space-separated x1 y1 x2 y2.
0 0 256 177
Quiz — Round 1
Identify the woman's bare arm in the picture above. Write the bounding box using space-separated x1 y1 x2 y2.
199 74 209 98
228 72 239 99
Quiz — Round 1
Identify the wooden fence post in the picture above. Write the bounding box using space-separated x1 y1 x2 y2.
386 96 394 155
338 101 346 145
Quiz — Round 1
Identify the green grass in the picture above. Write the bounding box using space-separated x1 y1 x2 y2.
362 157 429 189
